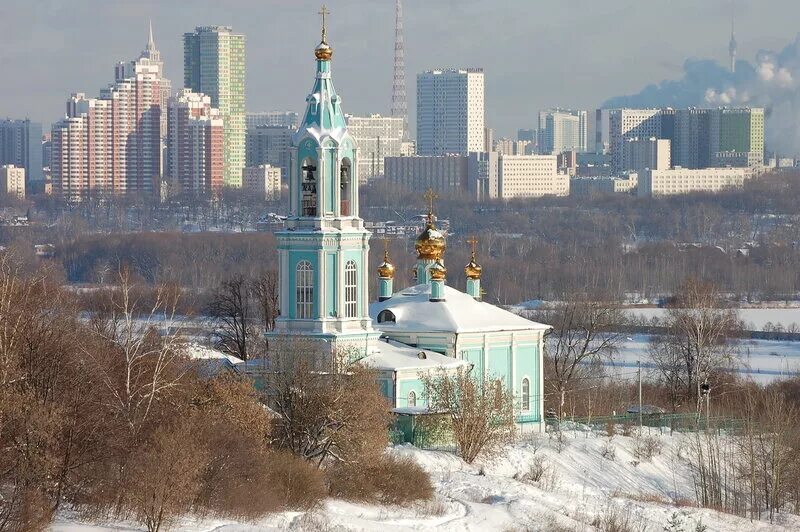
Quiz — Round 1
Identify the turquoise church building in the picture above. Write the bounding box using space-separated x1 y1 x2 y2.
270 19 549 430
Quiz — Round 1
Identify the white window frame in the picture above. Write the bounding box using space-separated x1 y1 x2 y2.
296 260 313 319
344 260 358 318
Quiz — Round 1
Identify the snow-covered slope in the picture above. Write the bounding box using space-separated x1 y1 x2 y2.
53 429 798 531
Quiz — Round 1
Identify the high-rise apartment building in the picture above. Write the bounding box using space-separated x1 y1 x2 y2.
673 108 711 169
167 89 224 195
184 26 246 187
0 165 26 199
710 107 764 168
622 137 671 172
52 31 168 199
345 114 403 183
245 125 293 179
416 68 484 156
0 119 43 187
537 109 587 155
608 109 662 172
242 164 281 201
246 111 299 129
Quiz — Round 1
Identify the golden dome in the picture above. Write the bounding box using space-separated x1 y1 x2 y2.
377 250 395 279
315 41 333 61
415 215 446 260
429 259 447 281
465 255 482 280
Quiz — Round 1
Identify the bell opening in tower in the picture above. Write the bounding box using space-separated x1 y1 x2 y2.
301 158 318 217
340 158 351 216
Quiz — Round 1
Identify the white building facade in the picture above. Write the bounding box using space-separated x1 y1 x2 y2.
608 109 662 173
0 165 25 199
242 164 281 201
638 167 752 197
498 155 569 198
416 68 484 156
345 114 403 183
538 109 587 155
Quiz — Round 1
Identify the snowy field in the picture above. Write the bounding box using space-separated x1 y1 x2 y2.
607 334 800 383
628 308 800 332
52 430 799 531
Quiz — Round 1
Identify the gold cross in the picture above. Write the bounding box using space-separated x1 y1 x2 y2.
467 235 479 256
319 5 330 43
382 238 389 259
423 188 438 216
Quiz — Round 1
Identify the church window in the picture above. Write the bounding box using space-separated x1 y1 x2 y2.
522 378 531 411
407 390 417 407
301 158 318 217
377 309 396 323
296 260 313 318
340 158 352 216
344 260 358 317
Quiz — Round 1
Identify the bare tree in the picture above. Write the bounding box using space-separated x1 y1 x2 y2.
251 270 280 333
268 344 391 466
657 278 740 416
206 276 255 361
422 367 516 464
529 299 624 418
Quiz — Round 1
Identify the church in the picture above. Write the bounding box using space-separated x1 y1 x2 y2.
267 14 549 430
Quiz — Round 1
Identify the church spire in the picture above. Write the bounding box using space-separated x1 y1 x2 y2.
141 19 161 63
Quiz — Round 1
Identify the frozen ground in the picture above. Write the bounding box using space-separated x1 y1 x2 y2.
608 334 800 383
52 430 798 531
628 308 800 333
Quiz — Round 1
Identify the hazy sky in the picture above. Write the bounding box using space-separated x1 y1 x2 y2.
1 0 799 137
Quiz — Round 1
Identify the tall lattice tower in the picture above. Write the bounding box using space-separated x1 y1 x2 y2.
391 0 408 139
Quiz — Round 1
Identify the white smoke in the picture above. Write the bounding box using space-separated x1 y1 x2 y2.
606 33 800 156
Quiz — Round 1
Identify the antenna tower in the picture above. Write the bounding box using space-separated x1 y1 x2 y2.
391 0 408 139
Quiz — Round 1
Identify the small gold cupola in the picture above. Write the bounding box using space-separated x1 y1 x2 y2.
415 188 446 261
377 249 395 279
429 259 447 280
464 236 482 280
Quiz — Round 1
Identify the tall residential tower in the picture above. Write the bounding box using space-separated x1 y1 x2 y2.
416 68 485 156
183 26 246 187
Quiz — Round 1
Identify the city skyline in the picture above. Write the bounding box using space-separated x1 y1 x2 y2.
2 0 799 138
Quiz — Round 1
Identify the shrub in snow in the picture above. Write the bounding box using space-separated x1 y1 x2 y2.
633 434 663 462
663 511 686 532
600 439 617 461
327 454 433 505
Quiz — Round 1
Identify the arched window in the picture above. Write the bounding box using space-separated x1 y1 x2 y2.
522 378 531 411
340 158 352 216
407 390 417 408
377 309 396 323
344 260 357 318
301 158 317 217
296 260 313 319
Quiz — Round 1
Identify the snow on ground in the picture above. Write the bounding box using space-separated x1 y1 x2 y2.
607 334 800 383
52 430 799 531
628 308 800 333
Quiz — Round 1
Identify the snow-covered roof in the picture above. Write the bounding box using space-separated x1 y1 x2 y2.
361 338 469 371
370 284 550 334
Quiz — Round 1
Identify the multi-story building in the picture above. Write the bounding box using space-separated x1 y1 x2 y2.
242 164 281 201
0 119 43 188
672 108 710 169
246 111 299 129
51 31 168 199
497 154 569 198
517 128 536 143
0 165 26 199
416 68 484 155
710 107 764 168
622 137 671 172
384 154 468 192
608 109 662 172
166 89 224 196
184 26 246 187
345 114 403 182
570 173 638 197
638 167 752 197
245 125 293 179
493 138 532 156
537 109 587 155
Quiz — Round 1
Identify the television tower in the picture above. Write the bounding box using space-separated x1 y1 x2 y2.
729 3 737 74
391 0 408 139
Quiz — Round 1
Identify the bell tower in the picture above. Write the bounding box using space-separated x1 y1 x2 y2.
269 6 380 360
